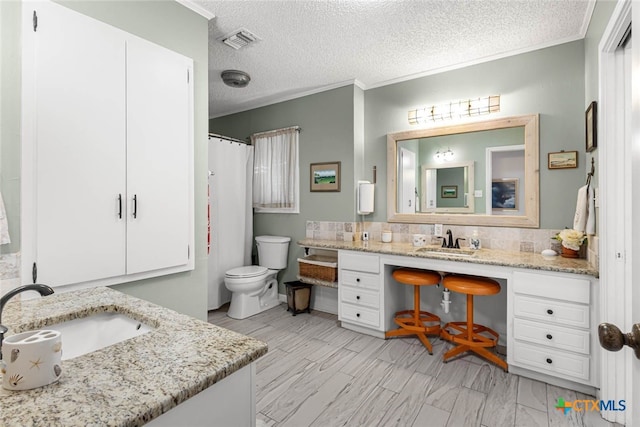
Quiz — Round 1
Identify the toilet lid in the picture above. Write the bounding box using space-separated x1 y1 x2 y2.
225 265 268 278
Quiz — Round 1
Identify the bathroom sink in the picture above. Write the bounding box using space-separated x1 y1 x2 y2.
48 312 153 360
415 246 476 257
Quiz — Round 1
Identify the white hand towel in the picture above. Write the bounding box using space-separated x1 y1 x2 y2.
586 186 596 235
573 185 588 233
0 192 11 245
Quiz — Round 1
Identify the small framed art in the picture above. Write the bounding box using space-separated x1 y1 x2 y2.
548 151 578 169
586 101 597 152
441 185 458 198
310 162 341 192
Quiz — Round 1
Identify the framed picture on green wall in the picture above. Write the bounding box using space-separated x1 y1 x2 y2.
310 162 341 192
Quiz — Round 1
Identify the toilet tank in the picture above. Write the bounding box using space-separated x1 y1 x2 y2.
255 235 291 269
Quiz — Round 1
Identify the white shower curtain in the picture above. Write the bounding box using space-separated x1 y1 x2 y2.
208 137 254 310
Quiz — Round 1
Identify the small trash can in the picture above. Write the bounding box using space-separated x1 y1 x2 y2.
284 281 312 316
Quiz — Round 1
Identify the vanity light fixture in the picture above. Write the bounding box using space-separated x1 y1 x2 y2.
408 95 500 125
434 148 454 162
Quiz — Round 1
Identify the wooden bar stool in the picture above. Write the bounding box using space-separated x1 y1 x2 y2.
440 274 508 371
385 268 441 354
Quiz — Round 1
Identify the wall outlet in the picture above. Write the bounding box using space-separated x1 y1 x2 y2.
434 224 443 237
474 190 483 197
362 231 369 241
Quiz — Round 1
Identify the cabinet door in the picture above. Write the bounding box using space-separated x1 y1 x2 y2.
31 2 126 285
125 37 192 274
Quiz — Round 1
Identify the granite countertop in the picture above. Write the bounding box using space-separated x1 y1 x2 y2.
0 287 268 426
297 239 598 277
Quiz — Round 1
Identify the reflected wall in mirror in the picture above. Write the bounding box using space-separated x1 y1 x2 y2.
420 161 474 213
387 114 539 228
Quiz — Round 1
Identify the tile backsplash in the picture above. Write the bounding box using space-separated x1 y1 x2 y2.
305 221 598 269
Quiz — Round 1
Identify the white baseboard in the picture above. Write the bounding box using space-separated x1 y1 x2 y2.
278 286 338 315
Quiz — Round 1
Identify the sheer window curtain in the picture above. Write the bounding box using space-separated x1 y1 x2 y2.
251 126 299 213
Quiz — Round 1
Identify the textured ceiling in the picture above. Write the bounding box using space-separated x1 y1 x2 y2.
191 1 595 118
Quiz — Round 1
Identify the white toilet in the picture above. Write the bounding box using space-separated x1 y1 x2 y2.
224 235 291 319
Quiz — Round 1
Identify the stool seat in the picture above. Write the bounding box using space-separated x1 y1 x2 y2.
392 269 441 287
385 268 441 354
441 274 507 371
442 275 500 296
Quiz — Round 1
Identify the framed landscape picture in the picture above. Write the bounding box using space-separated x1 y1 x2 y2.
441 185 458 198
548 151 578 169
310 161 341 192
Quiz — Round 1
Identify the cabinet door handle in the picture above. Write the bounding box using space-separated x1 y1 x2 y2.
546 358 553 364
133 195 138 219
356 313 361 318
356 295 361 300
356 278 361 283
546 309 554 315
546 334 553 340
117 194 122 219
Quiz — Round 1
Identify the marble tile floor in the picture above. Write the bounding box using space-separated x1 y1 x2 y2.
208 304 621 427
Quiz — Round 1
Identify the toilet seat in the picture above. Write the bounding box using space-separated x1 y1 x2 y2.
225 265 268 279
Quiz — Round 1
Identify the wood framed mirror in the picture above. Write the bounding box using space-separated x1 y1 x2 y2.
387 114 539 227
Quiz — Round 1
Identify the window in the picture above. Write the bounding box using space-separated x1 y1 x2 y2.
251 126 299 213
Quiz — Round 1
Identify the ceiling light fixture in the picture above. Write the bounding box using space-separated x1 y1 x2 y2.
221 70 251 88
408 95 500 125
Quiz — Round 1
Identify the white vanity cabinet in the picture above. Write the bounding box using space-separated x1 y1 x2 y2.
338 251 384 336
21 1 194 288
509 270 598 392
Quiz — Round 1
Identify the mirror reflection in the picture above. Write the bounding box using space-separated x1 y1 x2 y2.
386 115 539 228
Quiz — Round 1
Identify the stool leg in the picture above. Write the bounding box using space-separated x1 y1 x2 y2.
467 294 474 342
414 285 420 325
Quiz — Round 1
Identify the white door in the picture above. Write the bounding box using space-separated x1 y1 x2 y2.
26 1 126 286
599 1 639 424
399 148 416 213
125 37 193 274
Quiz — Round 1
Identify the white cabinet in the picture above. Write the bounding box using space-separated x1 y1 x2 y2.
338 251 383 336
21 1 193 288
509 271 597 388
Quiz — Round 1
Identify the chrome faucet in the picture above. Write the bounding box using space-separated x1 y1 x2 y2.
0 284 54 360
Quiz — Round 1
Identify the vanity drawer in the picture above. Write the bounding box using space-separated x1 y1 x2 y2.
513 342 590 382
513 318 590 354
341 286 379 309
513 295 589 329
340 270 380 290
339 252 380 273
513 271 590 304
340 303 380 328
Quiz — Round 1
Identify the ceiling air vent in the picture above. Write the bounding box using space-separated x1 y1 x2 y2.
220 28 260 50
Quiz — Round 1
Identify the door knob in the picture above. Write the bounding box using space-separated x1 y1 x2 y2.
598 322 640 359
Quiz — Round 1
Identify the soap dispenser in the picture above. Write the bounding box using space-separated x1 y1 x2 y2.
470 229 481 250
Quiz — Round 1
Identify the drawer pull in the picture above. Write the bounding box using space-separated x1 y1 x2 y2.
546 309 554 315
356 278 361 283
546 334 553 340
546 358 553 364
356 313 361 318
356 295 361 300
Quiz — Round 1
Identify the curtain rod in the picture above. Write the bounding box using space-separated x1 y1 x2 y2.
208 132 250 145
250 126 301 139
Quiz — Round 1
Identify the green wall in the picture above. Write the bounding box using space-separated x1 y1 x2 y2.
1 1 209 320
365 40 586 228
210 85 357 287
584 0 617 191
